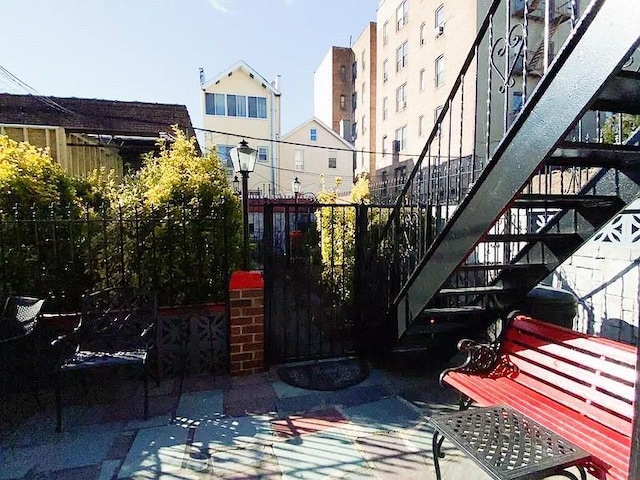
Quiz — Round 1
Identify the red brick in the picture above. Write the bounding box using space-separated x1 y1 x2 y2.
231 317 256 326
242 307 263 317
241 289 263 299
253 332 265 343
230 334 255 344
242 341 264 352
242 359 264 369
230 290 241 300
230 344 243 354
241 325 263 335
230 299 253 308
231 352 253 362
230 326 242 337
251 298 264 307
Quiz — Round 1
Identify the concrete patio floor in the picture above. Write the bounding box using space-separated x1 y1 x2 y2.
0 359 593 479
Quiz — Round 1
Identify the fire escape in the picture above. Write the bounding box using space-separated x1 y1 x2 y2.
366 0 640 355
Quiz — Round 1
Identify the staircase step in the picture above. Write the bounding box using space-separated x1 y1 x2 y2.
458 262 546 272
592 70 640 115
420 305 485 316
438 285 510 296
513 194 623 209
482 232 580 243
548 142 640 168
405 322 467 336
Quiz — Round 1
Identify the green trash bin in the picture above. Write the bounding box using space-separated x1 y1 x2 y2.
520 285 577 329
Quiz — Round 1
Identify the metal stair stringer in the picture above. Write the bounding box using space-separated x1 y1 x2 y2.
395 0 640 339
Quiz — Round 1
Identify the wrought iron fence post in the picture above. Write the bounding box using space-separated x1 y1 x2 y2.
353 203 368 356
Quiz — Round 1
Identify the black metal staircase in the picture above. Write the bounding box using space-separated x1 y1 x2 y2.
367 0 640 356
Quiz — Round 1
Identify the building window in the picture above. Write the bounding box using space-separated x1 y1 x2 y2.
395 125 407 152
205 93 226 115
352 61 358 80
396 0 408 31
248 96 267 118
435 55 445 87
361 115 366 134
352 122 358 141
340 95 346 110
420 69 426 91
435 5 445 29
340 65 347 82
217 145 234 170
361 49 366 71
328 154 337 169
310 128 318 141
395 83 407 111
382 135 388 158
383 97 388 120
435 105 443 136
361 82 366 103
396 41 408 71
418 115 424 137
383 21 389 45
352 92 357 111
226 94 246 117
257 146 268 163
294 150 304 171
420 23 426 46
383 59 389 83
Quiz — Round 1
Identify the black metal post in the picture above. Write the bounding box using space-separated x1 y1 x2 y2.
241 171 249 270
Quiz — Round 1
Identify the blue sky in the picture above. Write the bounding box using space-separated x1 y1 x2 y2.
1 0 376 135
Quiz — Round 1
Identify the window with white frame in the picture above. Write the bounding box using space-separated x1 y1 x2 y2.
395 83 407 111
435 105 443 135
247 96 267 118
418 115 424 137
257 146 268 163
420 23 426 45
226 94 247 117
383 21 389 45
310 128 317 141
340 95 346 110
420 69 426 91
395 125 407 152
382 135 388 158
435 55 445 87
362 115 366 133
362 82 366 103
328 152 337 169
396 41 408 71
205 93 226 116
340 65 347 82
435 5 445 29
294 150 304 171
361 49 366 71
383 59 389 83
383 97 388 120
396 0 408 31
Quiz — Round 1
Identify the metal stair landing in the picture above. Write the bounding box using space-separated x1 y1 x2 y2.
394 1 640 339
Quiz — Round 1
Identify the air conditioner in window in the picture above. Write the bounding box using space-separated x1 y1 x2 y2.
436 24 444 37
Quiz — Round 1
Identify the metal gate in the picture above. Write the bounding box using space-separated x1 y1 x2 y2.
262 202 358 365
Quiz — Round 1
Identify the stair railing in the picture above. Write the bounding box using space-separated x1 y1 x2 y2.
367 0 580 314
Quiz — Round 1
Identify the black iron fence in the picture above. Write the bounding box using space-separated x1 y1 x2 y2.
0 202 238 312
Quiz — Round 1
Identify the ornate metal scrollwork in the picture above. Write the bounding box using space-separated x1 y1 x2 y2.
439 338 501 385
490 23 526 93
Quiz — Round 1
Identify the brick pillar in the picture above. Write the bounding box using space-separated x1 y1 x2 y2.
229 271 265 375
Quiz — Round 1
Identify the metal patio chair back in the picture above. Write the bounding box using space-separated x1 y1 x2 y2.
53 287 157 432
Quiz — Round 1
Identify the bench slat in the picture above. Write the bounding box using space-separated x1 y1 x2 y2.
511 315 637 366
444 372 630 480
505 328 637 388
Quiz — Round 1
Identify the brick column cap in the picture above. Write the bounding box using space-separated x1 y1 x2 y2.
230 270 264 290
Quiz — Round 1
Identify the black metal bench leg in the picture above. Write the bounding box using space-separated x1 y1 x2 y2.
432 429 446 480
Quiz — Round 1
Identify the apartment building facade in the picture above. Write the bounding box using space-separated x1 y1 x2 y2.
351 22 378 179
201 61 281 196
313 47 355 142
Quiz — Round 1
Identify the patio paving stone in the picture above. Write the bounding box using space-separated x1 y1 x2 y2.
341 397 422 435
173 389 224 427
223 380 277 416
208 443 281 478
194 414 275 448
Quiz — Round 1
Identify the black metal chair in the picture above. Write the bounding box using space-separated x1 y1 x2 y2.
0 296 47 393
52 287 157 432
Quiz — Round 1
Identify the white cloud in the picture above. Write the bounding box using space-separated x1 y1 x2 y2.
208 0 236 13
283 0 294 5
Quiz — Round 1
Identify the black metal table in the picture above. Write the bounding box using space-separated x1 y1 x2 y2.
431 405 590 480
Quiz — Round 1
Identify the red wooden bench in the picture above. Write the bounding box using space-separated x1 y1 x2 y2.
439 313 636 480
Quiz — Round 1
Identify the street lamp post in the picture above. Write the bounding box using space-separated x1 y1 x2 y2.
292 176 301 231
230 139 258 270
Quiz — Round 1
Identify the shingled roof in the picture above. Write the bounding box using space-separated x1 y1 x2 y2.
0 93 197 140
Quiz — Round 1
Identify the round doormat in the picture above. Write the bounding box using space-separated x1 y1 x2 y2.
277 358 369 391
